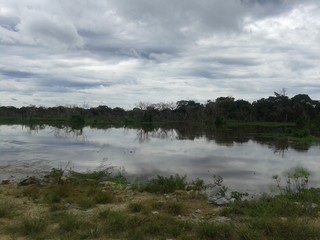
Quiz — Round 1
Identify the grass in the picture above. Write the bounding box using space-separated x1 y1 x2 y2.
1 171 320 239
128 202 144 213
22 217 47 236
137 174 187 194
166 201 185 215
222 192 319 218
226 119 296 127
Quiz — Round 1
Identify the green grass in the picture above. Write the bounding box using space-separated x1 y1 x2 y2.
138 174 187 194
59 213 86 232
197 222 235 240
128 202 144 213
94 191 115 204
78 197 96 209
166 201 185 216
3 171 320 239
222 189 320 218
21 216 48 236
226 120 296 127
0 200 16 218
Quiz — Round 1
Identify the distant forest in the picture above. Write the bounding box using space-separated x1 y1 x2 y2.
1 92 320 129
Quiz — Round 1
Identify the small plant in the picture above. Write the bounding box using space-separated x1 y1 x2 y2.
230 191 249 201
50 168 64 183
59 213 85 231
128 202 144 213
285 166 310 192
273 166 311 193
44 183 72 203
197 222 233 239
144 174 187 194
212 174 228 197
95 191 114 204
69 169 111 183
22 217 47 235
166 201 184 216
99 208 127 233
109 168 128 184
191 178 205 191
0 200 15 218
78 198 96 209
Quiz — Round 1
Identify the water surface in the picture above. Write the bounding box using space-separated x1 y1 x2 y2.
1 125 319 193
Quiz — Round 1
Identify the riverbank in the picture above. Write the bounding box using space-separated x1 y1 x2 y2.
1 170 320 239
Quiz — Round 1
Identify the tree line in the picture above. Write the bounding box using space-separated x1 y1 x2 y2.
1 93 320 129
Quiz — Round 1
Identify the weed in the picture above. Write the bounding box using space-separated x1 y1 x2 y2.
284 166 310 192
150 200 166 210
249 217 320 240
222 192 318 218
166 201 184 216
49 167 64 183
69 169 111 183
95 191 114 204
191 177 205 191
21 185 40 200
0 200 16 218
22 217 47 235
197 222 234 240
230 191 249 201
44 183 72 203
109 167 128 184
144 174 187 194
128 202 144 213
99 208 127 233
78 197 96 209
59 213 85 231
49 203 68 212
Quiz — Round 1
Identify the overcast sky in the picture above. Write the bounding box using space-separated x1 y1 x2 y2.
1 0 320 108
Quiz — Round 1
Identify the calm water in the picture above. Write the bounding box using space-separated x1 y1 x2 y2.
1 124 319 193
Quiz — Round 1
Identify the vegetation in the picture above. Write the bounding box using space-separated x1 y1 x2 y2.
1 168 320 239
1 93 320 151
1 92 319 130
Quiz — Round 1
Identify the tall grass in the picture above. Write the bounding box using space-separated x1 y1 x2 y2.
140 174 187 194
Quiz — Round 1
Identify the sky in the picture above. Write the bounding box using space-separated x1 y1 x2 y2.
1 0 320 109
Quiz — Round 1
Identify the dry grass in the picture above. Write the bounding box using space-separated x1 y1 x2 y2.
1 174 320 239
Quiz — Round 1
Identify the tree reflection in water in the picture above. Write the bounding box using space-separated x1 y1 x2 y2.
21 124 313 152
23 124 87 142
136 126 179 143
272 140 289 157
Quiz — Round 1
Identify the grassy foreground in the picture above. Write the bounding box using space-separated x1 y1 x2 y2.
1 170 320 240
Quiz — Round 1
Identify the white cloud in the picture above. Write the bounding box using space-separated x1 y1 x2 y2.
1 0 320 107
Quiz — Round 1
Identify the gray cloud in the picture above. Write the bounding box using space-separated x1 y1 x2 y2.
0 0 320 107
